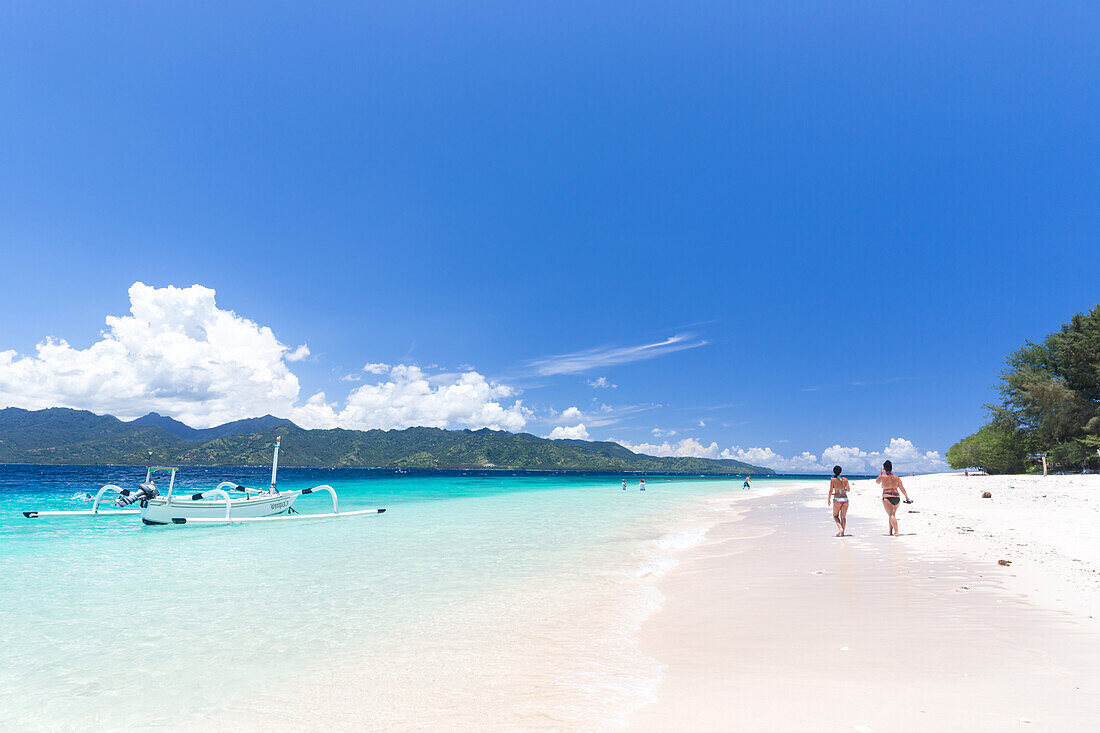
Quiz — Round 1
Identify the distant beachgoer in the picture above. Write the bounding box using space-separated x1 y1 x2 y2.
622 479 628 491
639 478 646 491
876 460 911 536
965 470 969 477
827 465 850 537
742 475 751 490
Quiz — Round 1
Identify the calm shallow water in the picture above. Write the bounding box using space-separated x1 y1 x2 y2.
0 466 805 730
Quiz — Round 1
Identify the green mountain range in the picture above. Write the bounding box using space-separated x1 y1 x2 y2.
0 407 774 474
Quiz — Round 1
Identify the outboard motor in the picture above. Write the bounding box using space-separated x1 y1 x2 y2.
116 482 159 507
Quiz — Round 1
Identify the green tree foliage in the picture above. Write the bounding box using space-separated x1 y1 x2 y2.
949 305 1100 473
1049 305 1100 403
945 425 1026 475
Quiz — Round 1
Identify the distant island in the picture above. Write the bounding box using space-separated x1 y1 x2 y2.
0 407 774 474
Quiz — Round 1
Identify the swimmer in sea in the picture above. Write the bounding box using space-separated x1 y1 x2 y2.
876 459 911 536
742 475 751 490
622 479 627 491
639 478 646 491
827 465 850 537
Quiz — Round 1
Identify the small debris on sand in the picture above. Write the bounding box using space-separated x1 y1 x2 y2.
982 491 992 498
998 559 1012 566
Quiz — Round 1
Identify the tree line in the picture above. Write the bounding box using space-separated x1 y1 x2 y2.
947 305 1100 474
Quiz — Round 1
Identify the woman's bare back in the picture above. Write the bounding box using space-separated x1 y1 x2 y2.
877 472 903 493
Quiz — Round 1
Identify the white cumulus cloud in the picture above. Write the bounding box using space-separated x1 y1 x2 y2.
299 364 531 431
720 446 824 473
286 344 311 362
0 282 532 433
616 436 948 474
617 437 723 458
587 376 617 389
555 406 584 423
0 282 302 428
549 423 590 440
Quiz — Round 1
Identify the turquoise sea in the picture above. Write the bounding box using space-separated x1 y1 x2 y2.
0 466 805 730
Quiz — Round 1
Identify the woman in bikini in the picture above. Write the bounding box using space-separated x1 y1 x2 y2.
827 465 850 536
876 460 911 536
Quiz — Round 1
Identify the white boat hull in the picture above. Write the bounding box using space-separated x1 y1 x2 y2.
140 492 300 525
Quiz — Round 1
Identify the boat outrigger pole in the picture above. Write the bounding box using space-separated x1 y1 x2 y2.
270 436 281 493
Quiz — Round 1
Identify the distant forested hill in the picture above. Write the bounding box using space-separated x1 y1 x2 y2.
0 407 773 474
128 411 294 441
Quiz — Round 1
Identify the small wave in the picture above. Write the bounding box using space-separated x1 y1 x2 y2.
71 492 93 501
633 556 678 579
656 526 708 551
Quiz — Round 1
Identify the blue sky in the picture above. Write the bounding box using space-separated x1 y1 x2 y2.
2 2 1099 472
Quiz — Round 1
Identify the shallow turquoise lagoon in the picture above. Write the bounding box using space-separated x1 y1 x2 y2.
0 467 800 730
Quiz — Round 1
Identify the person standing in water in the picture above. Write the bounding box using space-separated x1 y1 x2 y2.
742 475 751 490
876 460 911 536
827 465 850 537
639 478 646 491
621 479 628 491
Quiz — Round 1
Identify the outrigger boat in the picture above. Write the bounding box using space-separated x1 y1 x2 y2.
22 437 385 526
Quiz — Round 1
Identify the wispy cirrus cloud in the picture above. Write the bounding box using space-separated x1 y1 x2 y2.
674 402 740 412
527 334 707 376
582 401 661 428
802 377 916 392
534 401 660 431
851 376 917 387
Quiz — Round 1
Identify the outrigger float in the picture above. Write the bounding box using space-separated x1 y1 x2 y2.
22 437 386 526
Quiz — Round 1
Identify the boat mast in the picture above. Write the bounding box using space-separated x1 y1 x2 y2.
270 436 281 493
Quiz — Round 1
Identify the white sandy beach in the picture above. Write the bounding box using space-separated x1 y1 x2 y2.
844 473 1100 620
630 474 1100 731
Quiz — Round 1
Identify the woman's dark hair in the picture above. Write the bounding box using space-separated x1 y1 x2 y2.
883 460 893 473
832 465 842 477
